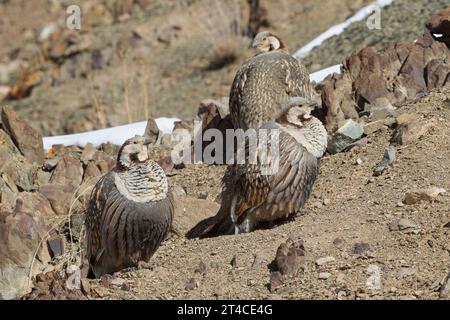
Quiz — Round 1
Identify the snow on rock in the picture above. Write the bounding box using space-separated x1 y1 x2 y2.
42 117 179 150
293 0 394 59
42 64 343 150
309 64 342 83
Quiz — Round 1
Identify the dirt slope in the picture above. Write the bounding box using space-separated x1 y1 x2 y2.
86 87 450 300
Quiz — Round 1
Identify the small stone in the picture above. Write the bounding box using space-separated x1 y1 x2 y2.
352 242 371 255
47 235 64 258
396 267 412 280
440 272 450 298
396 113 419 125
143 118 161 145
80 278 91 295
80 143 96 164
356 158 363 165
43 154 62 171
50 156 83 189
333 237 345 248
373 146 396 176
318 272 331 280
366 265 381 291
397 218 417 231
185 278 198 291
273 238 306 275
404 187 446 205
194 260 207 275
328 119 364 154
316 256 336 266
110 278 126 287
230 255 237 269
65 265 81 291
323 198 331 206
363 120 386 135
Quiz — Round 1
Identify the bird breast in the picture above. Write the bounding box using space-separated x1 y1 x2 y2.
114 161 169 203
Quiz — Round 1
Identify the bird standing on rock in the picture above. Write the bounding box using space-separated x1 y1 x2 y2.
85 136 173 278
230 31 312 130
188 97 327 237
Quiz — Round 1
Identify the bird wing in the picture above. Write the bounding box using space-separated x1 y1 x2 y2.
236 134 319 225
86 172 174 276
85 173 112 272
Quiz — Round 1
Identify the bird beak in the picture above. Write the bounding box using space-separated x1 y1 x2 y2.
251 40 260 49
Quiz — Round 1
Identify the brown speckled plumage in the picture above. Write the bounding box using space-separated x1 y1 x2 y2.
188 100 327 237
230 32 312 130
85 137 173 278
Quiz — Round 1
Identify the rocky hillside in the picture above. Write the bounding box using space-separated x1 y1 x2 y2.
0 0 371 136
0 1 450 300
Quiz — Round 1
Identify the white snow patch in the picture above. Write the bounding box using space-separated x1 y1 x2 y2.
42 117 179 150
42 64 342 150
293 0 394 59
309 64 342 83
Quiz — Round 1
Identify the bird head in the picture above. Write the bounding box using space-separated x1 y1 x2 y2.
117 135 152 169
252 31 285 53
276 97 318 128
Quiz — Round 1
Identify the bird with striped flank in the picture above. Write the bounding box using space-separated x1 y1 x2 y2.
85 135 173 278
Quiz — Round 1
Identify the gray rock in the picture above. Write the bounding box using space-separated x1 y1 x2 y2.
316 256 336 266
50 156 83 190
352 242 371 255
65 265 81 291
82 161 102 183
80 143 96 164
144 118 161 145
0 174 18 208
100 143 120 158
39 184 76 216
1 158 37 191
47 235 64 259
389 218 417 231
18 192 56 217
1 106 45 165
273 238 306 275
328 119 364 154
0 200 51 300
43 154 62 171
366 264 382 291
373 146 396 176
318 272 331 280
440 272 450 298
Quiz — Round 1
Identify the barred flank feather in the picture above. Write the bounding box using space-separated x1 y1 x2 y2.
85 160 173 278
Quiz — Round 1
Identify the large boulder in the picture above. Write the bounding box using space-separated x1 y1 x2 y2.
0 200 51 300
1 106 45 166
319 31 450 134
